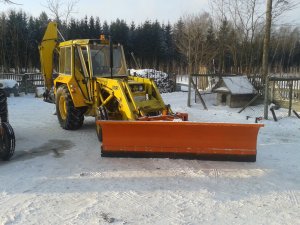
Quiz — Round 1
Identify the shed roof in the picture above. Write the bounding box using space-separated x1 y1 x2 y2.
222 76 256 94
214 87 230 93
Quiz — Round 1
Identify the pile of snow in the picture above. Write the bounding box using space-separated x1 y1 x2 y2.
0 79 18 89
0 79 19 97
35 86 45 98
129 69 175 93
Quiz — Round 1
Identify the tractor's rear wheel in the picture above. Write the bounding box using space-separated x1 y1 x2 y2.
0 122 15 161
0 89 8 123
56 85 85 130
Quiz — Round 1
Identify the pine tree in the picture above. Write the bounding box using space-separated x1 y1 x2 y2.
102 21 109 35
217 19 231 73
89 16 97 38
206 22 217 72
110 19 129 46
164 22 175 71
95 17 102 36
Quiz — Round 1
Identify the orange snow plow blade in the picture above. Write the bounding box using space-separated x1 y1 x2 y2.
97 121 263 162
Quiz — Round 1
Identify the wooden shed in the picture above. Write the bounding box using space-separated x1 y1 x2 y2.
213 76 256 108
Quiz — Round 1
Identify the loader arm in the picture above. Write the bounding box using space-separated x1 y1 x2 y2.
39 22 58 91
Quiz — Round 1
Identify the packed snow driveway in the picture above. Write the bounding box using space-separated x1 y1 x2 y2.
0 94 299 225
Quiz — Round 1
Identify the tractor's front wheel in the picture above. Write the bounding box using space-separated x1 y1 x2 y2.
56 85 85 130
0 122 15 161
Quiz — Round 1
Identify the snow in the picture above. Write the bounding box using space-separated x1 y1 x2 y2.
1 93 300 225
222 76 256 94
0 79 18 89
129 69 168 79
129 69 174 93
35 87 45 98
214 87 230 93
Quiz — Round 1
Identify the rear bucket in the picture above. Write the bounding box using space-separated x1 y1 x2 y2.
96 121 264 162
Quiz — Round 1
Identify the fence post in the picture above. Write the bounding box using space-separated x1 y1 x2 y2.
263 76 269 119
195 76 197 103
187 75 191 107
173 73 177 92
24 74 28 95
288 81 293 116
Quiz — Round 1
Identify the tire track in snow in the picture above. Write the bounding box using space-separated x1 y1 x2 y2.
158 191 191 224
110 191 185 224
273 189 299 210
1 196 36 225
119 191 163 223
164 192 191 224
65 194 98 223
163 191 213 224
208 169 220 179
287 190 299 206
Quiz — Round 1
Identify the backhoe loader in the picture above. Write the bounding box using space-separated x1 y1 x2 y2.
39 22 263 162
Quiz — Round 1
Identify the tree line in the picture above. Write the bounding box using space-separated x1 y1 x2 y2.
0 8 299 74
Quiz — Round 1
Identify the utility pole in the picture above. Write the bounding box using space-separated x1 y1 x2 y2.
263 0 273 119
187 38 192 107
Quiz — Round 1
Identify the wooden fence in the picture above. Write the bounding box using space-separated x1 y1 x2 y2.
248 74 300 102
0 73 43 94
1 72 300 107
268 76 300 111
180 73 300 109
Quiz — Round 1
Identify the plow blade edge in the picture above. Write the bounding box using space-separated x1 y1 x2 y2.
97 121 263 162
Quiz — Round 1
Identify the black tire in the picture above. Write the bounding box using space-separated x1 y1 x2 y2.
0 122 15 161
56 85 85 130
96 119 103 142
0 89 8 123
95 106 108 142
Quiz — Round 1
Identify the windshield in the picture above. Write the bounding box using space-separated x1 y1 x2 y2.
90 45 126 77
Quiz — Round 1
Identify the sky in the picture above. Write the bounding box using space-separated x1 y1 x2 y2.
1 0 210 24
1 0 299 26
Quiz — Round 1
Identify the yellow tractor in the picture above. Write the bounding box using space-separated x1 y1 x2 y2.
39 22 263 161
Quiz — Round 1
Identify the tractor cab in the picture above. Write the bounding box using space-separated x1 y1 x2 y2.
58 39 127 79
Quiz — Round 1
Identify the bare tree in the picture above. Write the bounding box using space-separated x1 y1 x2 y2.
174 13 212 74
272 0 299 20
43 0 79 25
263 0 273 119
209 0 299 74
210 0 266 73
0 0 21 4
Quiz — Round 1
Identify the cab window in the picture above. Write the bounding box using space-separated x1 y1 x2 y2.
59 47 72 75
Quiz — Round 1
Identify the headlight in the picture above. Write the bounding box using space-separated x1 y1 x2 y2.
130 84 144 92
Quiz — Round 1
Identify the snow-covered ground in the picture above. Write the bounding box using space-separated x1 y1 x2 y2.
1 93 299 225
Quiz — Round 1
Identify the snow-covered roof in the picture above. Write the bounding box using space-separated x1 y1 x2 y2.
129 69 172 93
222 76 256 94
214 87 230 93
129 69 168 79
